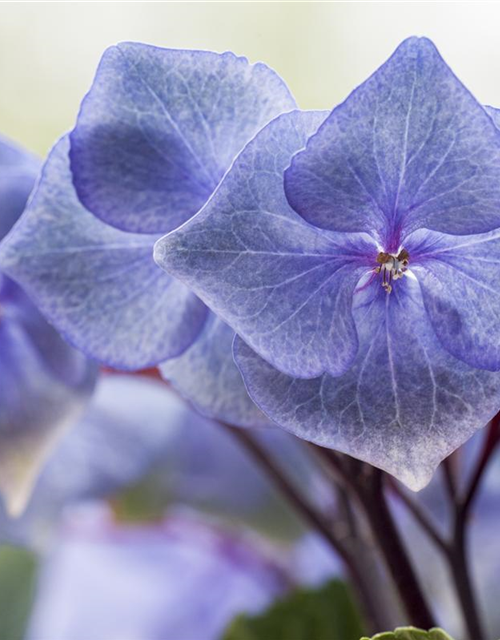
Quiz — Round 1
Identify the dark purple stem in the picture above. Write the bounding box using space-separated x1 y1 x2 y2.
313 449 435 629
446 416 500 640
219 423 383 633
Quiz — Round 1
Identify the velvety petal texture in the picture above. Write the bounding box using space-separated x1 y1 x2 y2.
0 137 207 369
160 316 271 427
234 280 500 490
408 228 500 371
285 37 500 244
0 136 39 241
70 42 297 234
156 110 376 378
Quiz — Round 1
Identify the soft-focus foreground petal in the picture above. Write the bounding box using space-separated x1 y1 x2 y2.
0 137 207 369
27 508 288 640
408 228 500 371
0 136 39 241
1 375 316 546
234 279 500 490
156 110 376 378
160 316 271 427
285 37 500 243
0 276 97 515
70 42 296 234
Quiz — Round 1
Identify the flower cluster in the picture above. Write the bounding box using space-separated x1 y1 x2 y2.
2 37 500 490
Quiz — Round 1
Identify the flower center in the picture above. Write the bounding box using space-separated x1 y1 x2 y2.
375 249 409 294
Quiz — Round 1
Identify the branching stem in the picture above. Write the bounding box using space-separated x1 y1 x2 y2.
219 423 383 633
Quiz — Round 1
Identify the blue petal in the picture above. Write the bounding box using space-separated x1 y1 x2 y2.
155 110 375 378
160 315 272 427
0 276 97 514
0 135 40 241
0 137 207 369
485 105 500 128
234 279 500 490
285 37 500 244
408 228 500 371
70 43 297 234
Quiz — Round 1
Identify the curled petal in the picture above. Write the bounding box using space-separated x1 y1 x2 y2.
160 315 272 428
408 228 500 371
155 110 375 378
0 137 207 369
234 280 500 490
285 37 500 243
70 43 296 234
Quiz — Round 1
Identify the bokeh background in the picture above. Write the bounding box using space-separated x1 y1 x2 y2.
2 2 500 157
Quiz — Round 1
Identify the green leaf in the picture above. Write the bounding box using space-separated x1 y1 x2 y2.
222 579 366 640
0 545 38 640
360 627 455 640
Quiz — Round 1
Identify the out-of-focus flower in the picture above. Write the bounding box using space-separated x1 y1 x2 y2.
155 37 500 489
0 136 97 516
1 374 319 547
26 506 289 640
0 44 297 428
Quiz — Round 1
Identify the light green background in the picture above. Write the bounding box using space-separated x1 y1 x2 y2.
1 2 499 156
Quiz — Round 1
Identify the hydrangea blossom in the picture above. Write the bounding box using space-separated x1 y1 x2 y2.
0 136 97 515
26 508 288 640
154 37 500 489
0 43 296 427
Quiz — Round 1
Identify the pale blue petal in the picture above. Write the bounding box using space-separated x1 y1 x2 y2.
409 228 500 371
285 37 500 244
155 110 375 378
234 279 500 490
485 105 500 128
0 137 207 369
71 43 297 234
160 315 271 427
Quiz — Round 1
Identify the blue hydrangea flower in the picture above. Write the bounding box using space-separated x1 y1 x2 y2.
26 508 288 640
154 38 500 489
0 43 296 428
0 136 97 515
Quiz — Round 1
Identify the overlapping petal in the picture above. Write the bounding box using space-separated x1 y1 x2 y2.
0 136 97 515
0 136 39 241
160 316 271 427
155 110 376 378
0 137 207 369
70 42 296 234
285 37 500 243
234 279 500 490
408 228 500 371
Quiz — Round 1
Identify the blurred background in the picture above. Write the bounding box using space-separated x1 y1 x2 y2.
1 3 500 640
2 3 500 156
